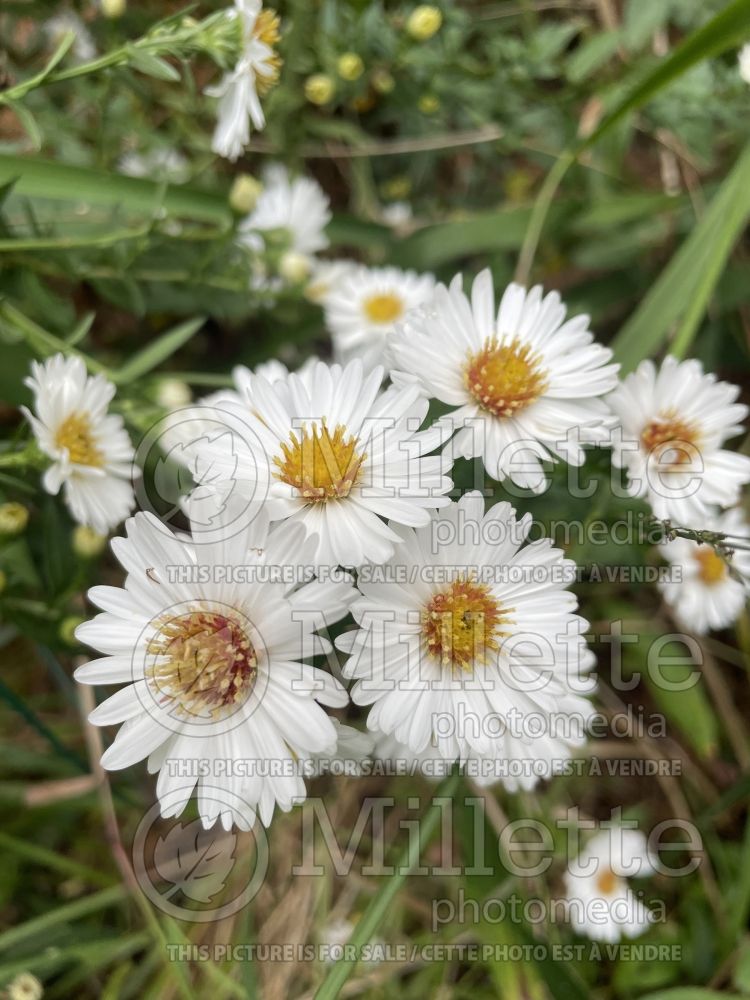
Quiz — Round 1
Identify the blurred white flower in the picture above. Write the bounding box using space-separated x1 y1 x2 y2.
75 509 355 830
739 44 750 84
238 165 331 270
390 270 619 491
119 149 190 184
206 0 281 160
338 492 596 787
22 355 135 535
608 356 750 528
305 259 357 304
44 12 96 62
323 264 435 370
659 507 750 634
564 829 655 943
7 972 43 1000
381 201 413 229
155 378 192 410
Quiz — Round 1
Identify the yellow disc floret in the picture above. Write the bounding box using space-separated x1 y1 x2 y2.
422 577 512 673
465 337 548 419
274 422 366 502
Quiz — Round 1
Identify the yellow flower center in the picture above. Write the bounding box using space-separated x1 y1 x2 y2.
640 413 699 467
465 337 548 418
273 423 366 502
694 547 727 586
55 412 104 467
147 609 257 720
595 867 619 896
253 9 282 94
363 292 405 325
422 577 512 673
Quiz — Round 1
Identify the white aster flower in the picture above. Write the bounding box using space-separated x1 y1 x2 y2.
183 358 453 566
323 264 436 370
75 507 356 830
239 165 331 268
564 829 656 943
206 0 281 161
45 12 97 62
390 269 619 491
608 356 750 527
380 201 413 230
739 43 750 84
337 492 596 787
373 730 453 781
22 355 135 535
659 507 750 634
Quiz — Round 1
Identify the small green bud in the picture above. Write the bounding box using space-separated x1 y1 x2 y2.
0 502 29 536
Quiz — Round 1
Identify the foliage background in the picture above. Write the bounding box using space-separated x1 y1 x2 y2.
1 0 750 997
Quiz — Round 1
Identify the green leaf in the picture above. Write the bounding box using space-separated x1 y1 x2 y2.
314 771 461 1000
640 991 744 1000
566 30 622 84
611 140 750 371
643 645 719 759
0 155 231 225
113 316 205 384
128 49 182 82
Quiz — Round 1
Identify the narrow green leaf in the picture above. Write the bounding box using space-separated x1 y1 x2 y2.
640 991 743 1000
114 316 205 384
611 140 750 370
314 771 461 1000
128 49 182 81
0 155 231 225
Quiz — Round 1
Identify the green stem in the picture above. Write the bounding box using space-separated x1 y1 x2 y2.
0 885 127 954
315 770 461 1000
0 300 111 376
0 443 42 470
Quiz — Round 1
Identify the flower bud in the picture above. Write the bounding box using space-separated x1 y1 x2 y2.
155 378 192 410
305 73 335 105
407 5 443 40
372 68 395 94
73 525 107 559
337 53 364 81
100 0 126 18
60 615 86 646
229 173 263 214
0 502 29 536
7 972 43 1000
418 93 440 114
279 251 311 284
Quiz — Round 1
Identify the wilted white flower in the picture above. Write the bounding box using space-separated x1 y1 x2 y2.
337 492 595 788
75 507 356 830
22 355 135 535
659 507 750 634
206 0 281 160
564 829 655 942
323 264 435 370
608 356 750 528
390 270 619 491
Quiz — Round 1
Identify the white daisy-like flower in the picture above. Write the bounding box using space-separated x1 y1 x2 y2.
659 507 750 634
75 506 356 830
239 165 331 269
739 43 750 85
390 269 619 491
22 355 135 535
45 12 97 63
337 492 596 786
373 730 453 781
608 356 750 527
564 829 655 943
323 265 436 370
205 0 281 160
184 358 453 566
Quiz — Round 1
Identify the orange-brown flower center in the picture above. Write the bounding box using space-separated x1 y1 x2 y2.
465 337 548 418
273 422 366 502
595 867 619 896
422 578 513 673
640 413 699 467
147 609 257 719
